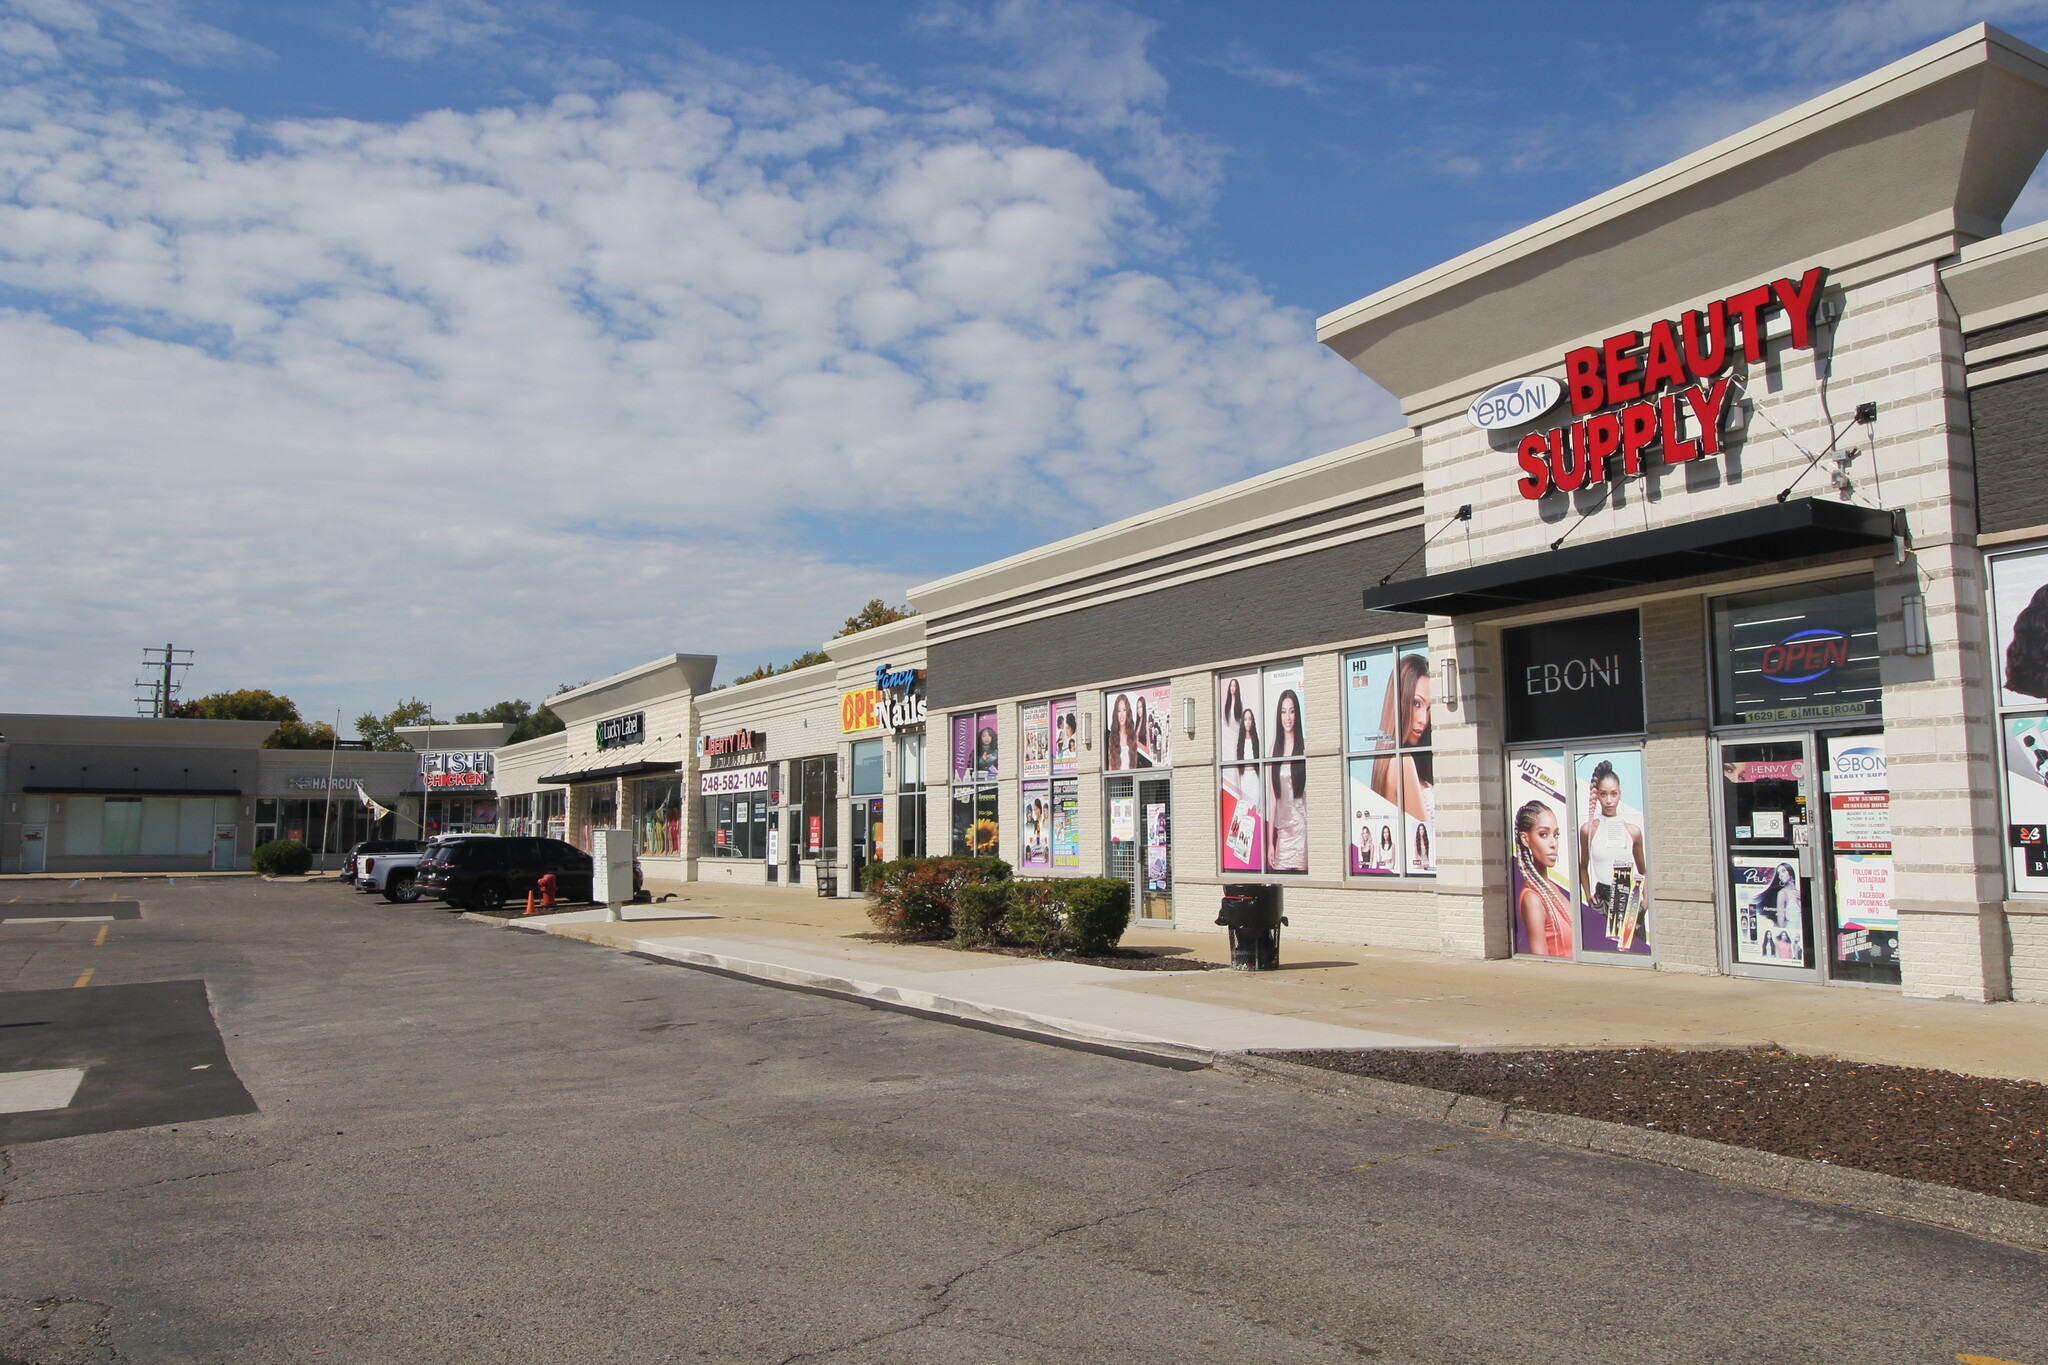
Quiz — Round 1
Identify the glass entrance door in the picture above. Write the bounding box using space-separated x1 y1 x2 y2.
1137 777 1171 920
1719 736 1819 979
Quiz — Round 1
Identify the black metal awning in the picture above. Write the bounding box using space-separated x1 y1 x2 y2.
1360 497 1898 617
534 759 682 786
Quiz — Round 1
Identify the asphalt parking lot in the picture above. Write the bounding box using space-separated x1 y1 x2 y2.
1 877 2044 1364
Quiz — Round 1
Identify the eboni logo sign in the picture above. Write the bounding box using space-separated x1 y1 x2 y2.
1502 609 1645 743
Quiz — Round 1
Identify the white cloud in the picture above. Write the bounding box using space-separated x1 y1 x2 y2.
1709 0 2048 77
0 16 1392 715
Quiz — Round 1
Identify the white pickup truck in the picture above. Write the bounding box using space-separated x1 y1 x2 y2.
356 844 443 902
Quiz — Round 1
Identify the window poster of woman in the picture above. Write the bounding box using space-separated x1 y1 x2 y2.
1368 650 1433 823
1573 750 1651 955
1347 758 1400 877
1266 758 1308 874
971 710 999 782
1050 697 1078 777
1263 663 1306 761
1216 670 1263 764
1732 855 1806 965
1105 683 1170 771
1989 545 2048 707
1220 764 1263 872
1507 752 1573 958
1020 782 1051 869
1021 701 1050 781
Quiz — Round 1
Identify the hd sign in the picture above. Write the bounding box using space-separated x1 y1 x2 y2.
1499 267 1827 500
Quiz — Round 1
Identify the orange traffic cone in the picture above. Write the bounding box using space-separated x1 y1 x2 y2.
523 890 536 916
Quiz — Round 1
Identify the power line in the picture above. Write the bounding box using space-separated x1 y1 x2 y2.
134 643 193 717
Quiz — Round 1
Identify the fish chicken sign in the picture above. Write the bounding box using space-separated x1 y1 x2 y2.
1514 267 1826 500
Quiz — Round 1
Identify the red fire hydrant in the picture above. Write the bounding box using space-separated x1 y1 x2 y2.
537 872 558 911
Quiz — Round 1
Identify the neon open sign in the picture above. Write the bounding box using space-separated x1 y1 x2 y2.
1759 629 1850 684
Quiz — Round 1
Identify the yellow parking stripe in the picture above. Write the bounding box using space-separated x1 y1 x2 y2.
94 924 109 946
1958 1355 2035 1364
72 968 93 988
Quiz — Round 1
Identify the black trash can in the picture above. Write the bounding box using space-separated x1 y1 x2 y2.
1216 883 1286 971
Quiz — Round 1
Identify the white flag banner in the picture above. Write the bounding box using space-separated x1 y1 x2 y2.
356 784 393 822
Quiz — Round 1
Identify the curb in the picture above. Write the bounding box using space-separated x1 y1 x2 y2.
460 912 1217 1067
1217 1052 2048 1253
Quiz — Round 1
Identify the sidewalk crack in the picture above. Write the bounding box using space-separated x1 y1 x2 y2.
5 1160 286 1205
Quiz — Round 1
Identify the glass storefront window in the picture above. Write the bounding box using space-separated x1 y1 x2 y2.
896 730 926 858
1215 661 1309 875
850 739 884 796
699 791 768 858
1711 575 1881 727
638 778 682 855
1340 641 1434 878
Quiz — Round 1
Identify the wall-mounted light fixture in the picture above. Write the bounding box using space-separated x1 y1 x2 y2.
1439 655 1460 711
1903 592 1930 657
1181 696 1196 738
1082 710 1095 750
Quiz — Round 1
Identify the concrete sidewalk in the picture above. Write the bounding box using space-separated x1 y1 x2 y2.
484 882 2048 1081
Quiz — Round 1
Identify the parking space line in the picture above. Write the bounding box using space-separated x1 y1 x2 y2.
72 968 93 988
94 925 109 946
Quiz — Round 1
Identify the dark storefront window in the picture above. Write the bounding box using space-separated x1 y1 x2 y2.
791 756 838 866
897 731 926 859
1712 576 1881 727
699 790 769 858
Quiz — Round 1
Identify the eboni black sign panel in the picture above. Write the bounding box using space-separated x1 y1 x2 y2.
1502 609 1644 742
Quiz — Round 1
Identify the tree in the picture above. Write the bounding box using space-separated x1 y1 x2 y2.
455 698 566 744
169 689 337 749
835 599 915 638
355 698 435 752
729 648 829 686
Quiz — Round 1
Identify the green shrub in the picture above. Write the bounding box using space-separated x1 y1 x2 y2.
251 838 312 877
953 880 1014 946
1055 878 1133 956
1004 881 1065 952
864 856 1012 939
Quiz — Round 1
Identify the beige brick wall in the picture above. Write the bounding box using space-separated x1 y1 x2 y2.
1641 595 1717 974
2009 910 2048 1003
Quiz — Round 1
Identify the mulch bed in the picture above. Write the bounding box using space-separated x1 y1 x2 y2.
1265 1047 2048 1207
850 933 1226 971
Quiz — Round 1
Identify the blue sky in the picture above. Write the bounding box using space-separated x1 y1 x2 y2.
6 0 2048 725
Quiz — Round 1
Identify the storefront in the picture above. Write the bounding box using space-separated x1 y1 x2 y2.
534 654 714 887
1325 26 2048 1000
253 749 418 868
693 615 927 894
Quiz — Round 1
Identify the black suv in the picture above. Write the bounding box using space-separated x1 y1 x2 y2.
416 836 640 914
343 838 421 884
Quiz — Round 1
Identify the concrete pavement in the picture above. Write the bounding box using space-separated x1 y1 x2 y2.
498 879 2048 1081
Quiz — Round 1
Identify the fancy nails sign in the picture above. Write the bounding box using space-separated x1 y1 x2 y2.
1511 267 1828 500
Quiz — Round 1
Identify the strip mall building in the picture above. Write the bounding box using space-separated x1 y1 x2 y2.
31 28 2047 1007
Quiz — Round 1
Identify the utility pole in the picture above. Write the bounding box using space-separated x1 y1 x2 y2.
134 643 193 717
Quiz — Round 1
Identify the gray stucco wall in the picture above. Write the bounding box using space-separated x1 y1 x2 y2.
928 525 1426 707
1968 368 2048 536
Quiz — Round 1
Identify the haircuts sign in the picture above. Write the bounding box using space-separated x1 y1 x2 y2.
1495 267 1827 500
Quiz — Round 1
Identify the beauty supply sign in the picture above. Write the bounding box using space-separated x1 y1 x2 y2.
1491 267 1826 500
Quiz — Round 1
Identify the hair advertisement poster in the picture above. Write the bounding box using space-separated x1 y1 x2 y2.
1105 682 1170 772
1262 662 1306 759
1049 697 1079 777
1572 750 1650 955
1343 650 1395 752
1051 781 1080 868
2003 715 2048 893
1020 701 1050 781
951 713 976 784
1220 764 1262 873
1217 670 1263 763
1990 545 2048 707
1020 781 1050 868
1347 757 1400 877
1508 751 1572 958
1732 855 1806 965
